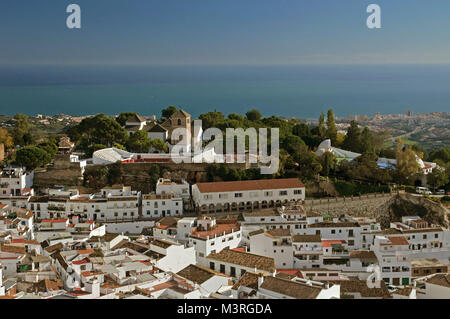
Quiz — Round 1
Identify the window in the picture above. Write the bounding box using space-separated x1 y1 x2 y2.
264 191 273 197
230 267 236 277
423 234 427 239
294 189 302 195
241 269 246 276
235 193 243 198
250 192 259 198
209 262 215 270
219 194 228 199
279 191 288 196
220 264 225 273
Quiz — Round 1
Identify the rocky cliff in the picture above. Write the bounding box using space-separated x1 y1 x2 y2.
376 193 449 229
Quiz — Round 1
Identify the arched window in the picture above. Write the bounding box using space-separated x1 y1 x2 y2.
178 119 182 126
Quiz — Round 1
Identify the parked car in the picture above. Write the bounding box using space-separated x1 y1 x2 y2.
436 189 445 195
416 187 432 195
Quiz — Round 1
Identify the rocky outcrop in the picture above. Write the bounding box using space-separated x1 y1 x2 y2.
376 193 449 229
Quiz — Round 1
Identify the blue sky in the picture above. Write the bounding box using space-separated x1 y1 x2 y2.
1 0 450 65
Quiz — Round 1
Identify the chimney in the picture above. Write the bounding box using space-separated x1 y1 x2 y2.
91 279 100 298
257 274 264 287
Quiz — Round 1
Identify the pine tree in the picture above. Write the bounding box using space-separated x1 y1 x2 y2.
326 109 337 145
318 112 326 140
342 121 361 153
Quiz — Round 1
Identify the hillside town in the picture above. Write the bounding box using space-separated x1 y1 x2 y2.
0 107 449 300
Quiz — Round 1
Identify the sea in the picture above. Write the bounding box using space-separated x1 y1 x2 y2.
0 64 449 119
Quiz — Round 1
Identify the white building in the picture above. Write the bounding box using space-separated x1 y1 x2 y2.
156 178 190 199
415 273 450 299
189 218 241 263
249 229 294 269
0 166 34 197
203 248 276 279
142 194 183 218
372 235 412 286
192 178 306 213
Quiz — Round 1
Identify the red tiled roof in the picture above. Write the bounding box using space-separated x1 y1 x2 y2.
322 240 346 247
191 222 240 240
72 258 90 265
195 178 305 193
77 249 94 255
276 269 304 278
386 236 409 246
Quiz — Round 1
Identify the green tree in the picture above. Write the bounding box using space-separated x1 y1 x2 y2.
15 146 50 169
427 167 449 190
199 111 226 130
37 140 58 158
148 165 160 189
428 148 450 163
326 109 337 145
151 139 169 153
107 161 124 185
13 114 32 147
342 121 361 153
282 135 307 155
319 151 336 177
318 112 326 140
68 114 128 154
396 140 420 185
246 109 262 121
162 106 177 119
360 127 373 154
126 130 153 153
0 128 14 149
116 112 139 126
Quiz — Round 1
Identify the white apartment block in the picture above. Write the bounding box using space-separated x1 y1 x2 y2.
156 178 190 199
249 229 294 269
192 178 305 213
142 194 183 218
372 235 412 286
0 166 34 197
188 218 241 263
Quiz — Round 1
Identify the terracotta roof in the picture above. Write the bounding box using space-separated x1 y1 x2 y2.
195 178 305 193
327 279 390 298
392 287 413 296
207 248 275 273
248 229 264 237
77 249 94 255
151 239 176 249
292 234 321 243
385 236 409 246
426 274 450 288
322 240 346 247
177 264 228 284
264 229 291 238
232 271 261 290
349 251 377 260
276 269 304 279
0 244 26 255
191 221 240 240
260 276 322 299
72 257 90 265
126 113 146 123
